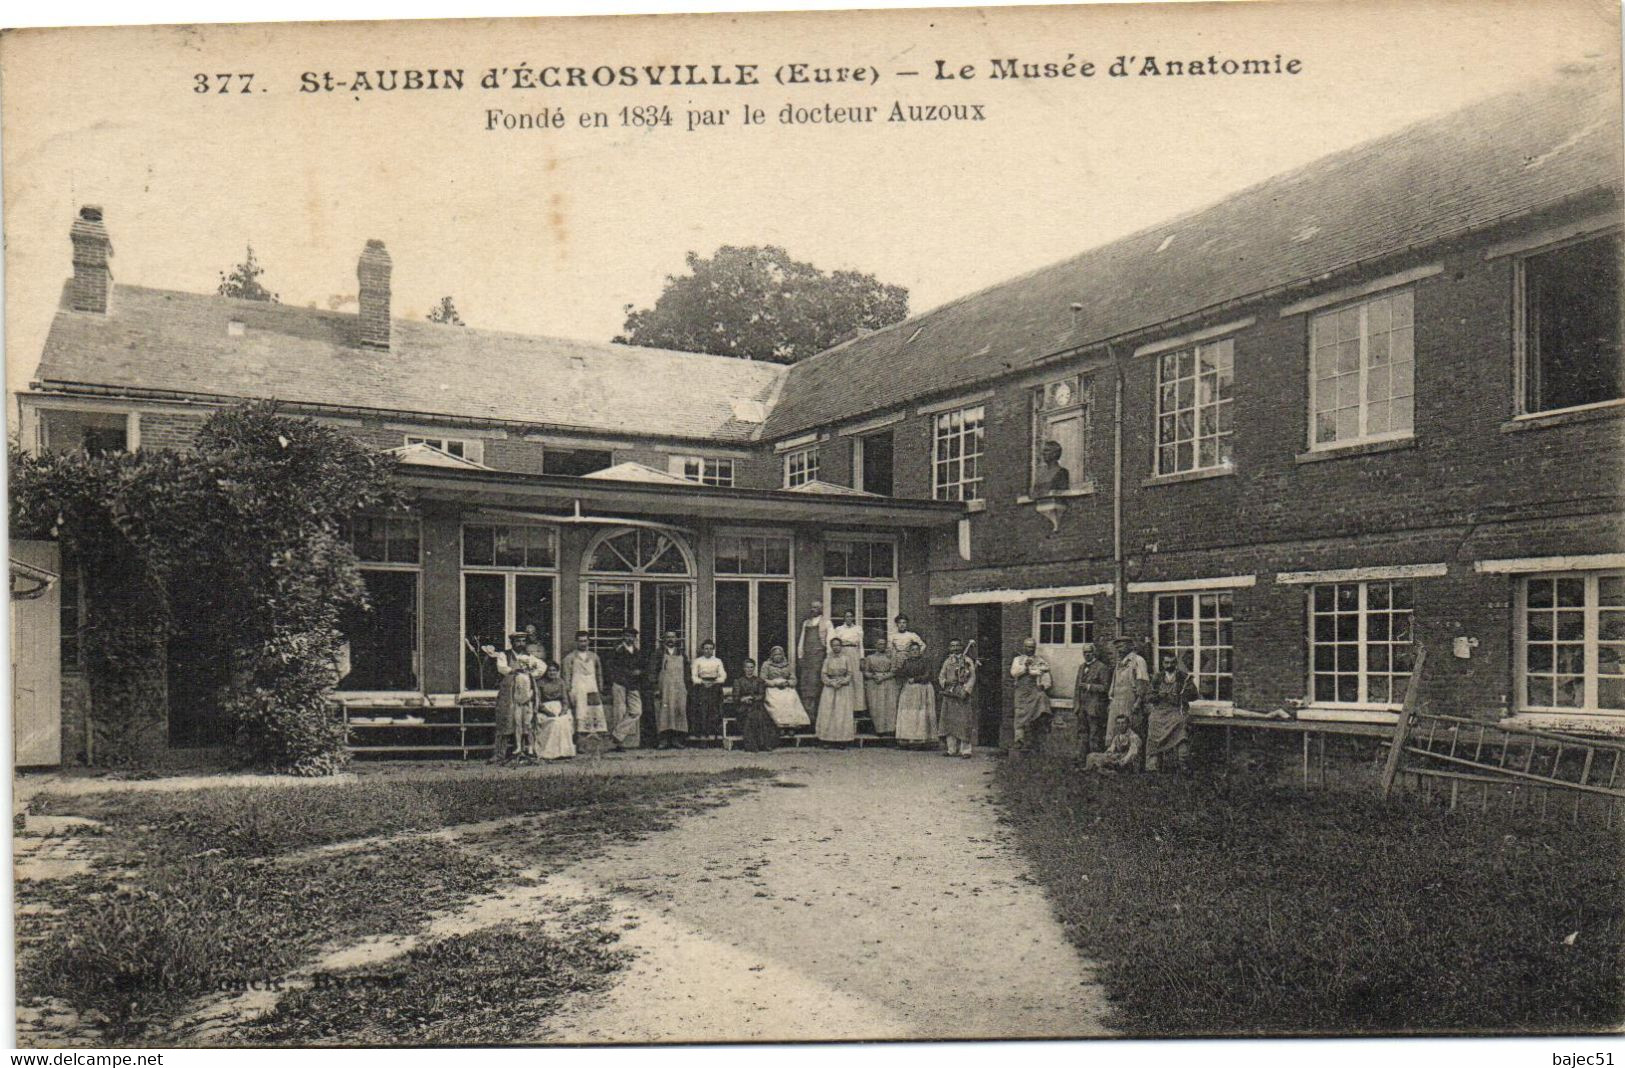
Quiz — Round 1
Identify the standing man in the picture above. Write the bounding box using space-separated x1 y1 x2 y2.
483 631 540 763
1071 642 1114 759
602 627 647 751
1107 635 1150 765
561 631 609 751
650 630 690 749
937 638 978 758
1010 637 1054 751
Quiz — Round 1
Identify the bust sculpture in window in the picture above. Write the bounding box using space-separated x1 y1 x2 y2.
1034 440 1072 497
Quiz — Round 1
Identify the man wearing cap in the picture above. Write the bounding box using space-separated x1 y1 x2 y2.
602 627 647 750
1106 636 1150 760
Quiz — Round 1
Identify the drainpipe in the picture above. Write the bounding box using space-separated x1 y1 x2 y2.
1111 342 1126 636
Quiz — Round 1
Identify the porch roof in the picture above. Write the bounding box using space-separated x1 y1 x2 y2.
399 465 966 529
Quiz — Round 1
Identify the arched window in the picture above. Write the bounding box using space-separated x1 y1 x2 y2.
584 527 694 576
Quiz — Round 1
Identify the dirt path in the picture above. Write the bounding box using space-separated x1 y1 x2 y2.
532 749 1113 1042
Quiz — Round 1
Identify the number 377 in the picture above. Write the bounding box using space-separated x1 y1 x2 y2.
194 73 255 94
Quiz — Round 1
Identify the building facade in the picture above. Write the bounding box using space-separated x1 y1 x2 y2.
18 71 1625 759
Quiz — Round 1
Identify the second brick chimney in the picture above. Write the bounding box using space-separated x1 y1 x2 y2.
69 205 114 314
357 239 392 349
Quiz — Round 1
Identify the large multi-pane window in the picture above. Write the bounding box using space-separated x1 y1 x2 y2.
337 516 422 692
823 537 896 580
1154 592 1234 701
783 446 819 488
1309 290 1414 448
714 532 793 682
1519 572 1625 713
1517 233 1623 415
933 404 985 502
1156 339 1234 475
826 536 898 652
1309 581 1414 706
462 523 559 690
671 455 736 487
1036 599 1094 647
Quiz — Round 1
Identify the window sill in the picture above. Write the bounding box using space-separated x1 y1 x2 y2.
1141 466 1235 488
1500 398 1625 434
966 499 987 514
1295 436 1417 464
1501 711 1625 736
1015 481 1097 505
1296 705 1400 724
336 692 426 705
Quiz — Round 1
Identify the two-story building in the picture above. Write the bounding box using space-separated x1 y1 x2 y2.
18 70 1624 761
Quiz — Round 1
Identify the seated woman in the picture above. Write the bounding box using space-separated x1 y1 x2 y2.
761 646 812 731
531 657 576 761
816 637 858 745
733 658 777 752
893 640 938 748
1084 720 1141 772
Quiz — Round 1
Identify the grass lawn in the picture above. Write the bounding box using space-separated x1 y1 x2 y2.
994 752 1624 1037
18 766 770 1043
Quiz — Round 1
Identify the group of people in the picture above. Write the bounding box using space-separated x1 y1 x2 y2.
481 607 1201 771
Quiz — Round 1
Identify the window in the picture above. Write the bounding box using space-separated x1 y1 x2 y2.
1156 340 1234 474
1519 572 1625 713
853 430 894 496
40 409 131 455
1154 592 1234 701
586 528 691 575
542 447 614 477
404 435 482 462
337 516 421 692
714 533 792 576
669 455 736 487
933 404 985 502
462 522 560 690
783 446 819 488
824 537 896 579
1036 599 1095 647
346 516 422 565
1031 377 1089 493
1518 232 1623 415
462 523 558 569
1310 581 1414 706
1309 290 1414 448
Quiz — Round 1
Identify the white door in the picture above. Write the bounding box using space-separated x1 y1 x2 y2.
12 541 62 766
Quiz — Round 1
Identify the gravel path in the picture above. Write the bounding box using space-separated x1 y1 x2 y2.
534 748 1113 1042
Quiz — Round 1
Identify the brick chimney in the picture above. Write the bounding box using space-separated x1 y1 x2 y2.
357 239 392 349
69 205 113 314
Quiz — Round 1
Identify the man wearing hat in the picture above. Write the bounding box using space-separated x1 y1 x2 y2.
483 631 544 763
1106 635 1149 758
1071 641 1114 758
602 627 647 750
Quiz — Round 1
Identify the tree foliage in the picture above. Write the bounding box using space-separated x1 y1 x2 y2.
217 244 279 303
614 245 909 364
10 402 402 773
426 296 465 326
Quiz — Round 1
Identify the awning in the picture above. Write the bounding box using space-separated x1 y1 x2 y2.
399 466 966 530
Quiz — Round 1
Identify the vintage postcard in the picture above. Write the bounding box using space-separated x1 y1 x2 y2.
3 0 1622 1054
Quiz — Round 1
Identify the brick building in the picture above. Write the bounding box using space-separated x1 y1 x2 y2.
17 71 1625 759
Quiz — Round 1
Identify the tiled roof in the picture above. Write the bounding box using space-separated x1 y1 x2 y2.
34 285 787 444
762 70 1624 439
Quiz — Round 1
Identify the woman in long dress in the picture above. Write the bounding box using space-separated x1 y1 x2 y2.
733 658 777 752
653 634 690 749
862 635 900 735
796 603 831 710
761 646 812 730
690 639 727 740
893 639 937 747
531 659 576 760
831 610 868 714
816 637 858 744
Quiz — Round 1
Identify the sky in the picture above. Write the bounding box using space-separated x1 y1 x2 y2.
2 0 1620 399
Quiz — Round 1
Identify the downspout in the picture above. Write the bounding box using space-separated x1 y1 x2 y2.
1111 342 1126 636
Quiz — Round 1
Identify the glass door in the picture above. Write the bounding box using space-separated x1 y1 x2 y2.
586 581 636 651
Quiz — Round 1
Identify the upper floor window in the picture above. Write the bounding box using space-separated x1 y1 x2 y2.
670 455 736 487
1156 339 1234 475
933 404 985 502
1310 290 1414 448
40 409 133 456
1517 232 1623 415
404 435 482 463
542 446 614 477
783 446 819 488
1031 377 1089 494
